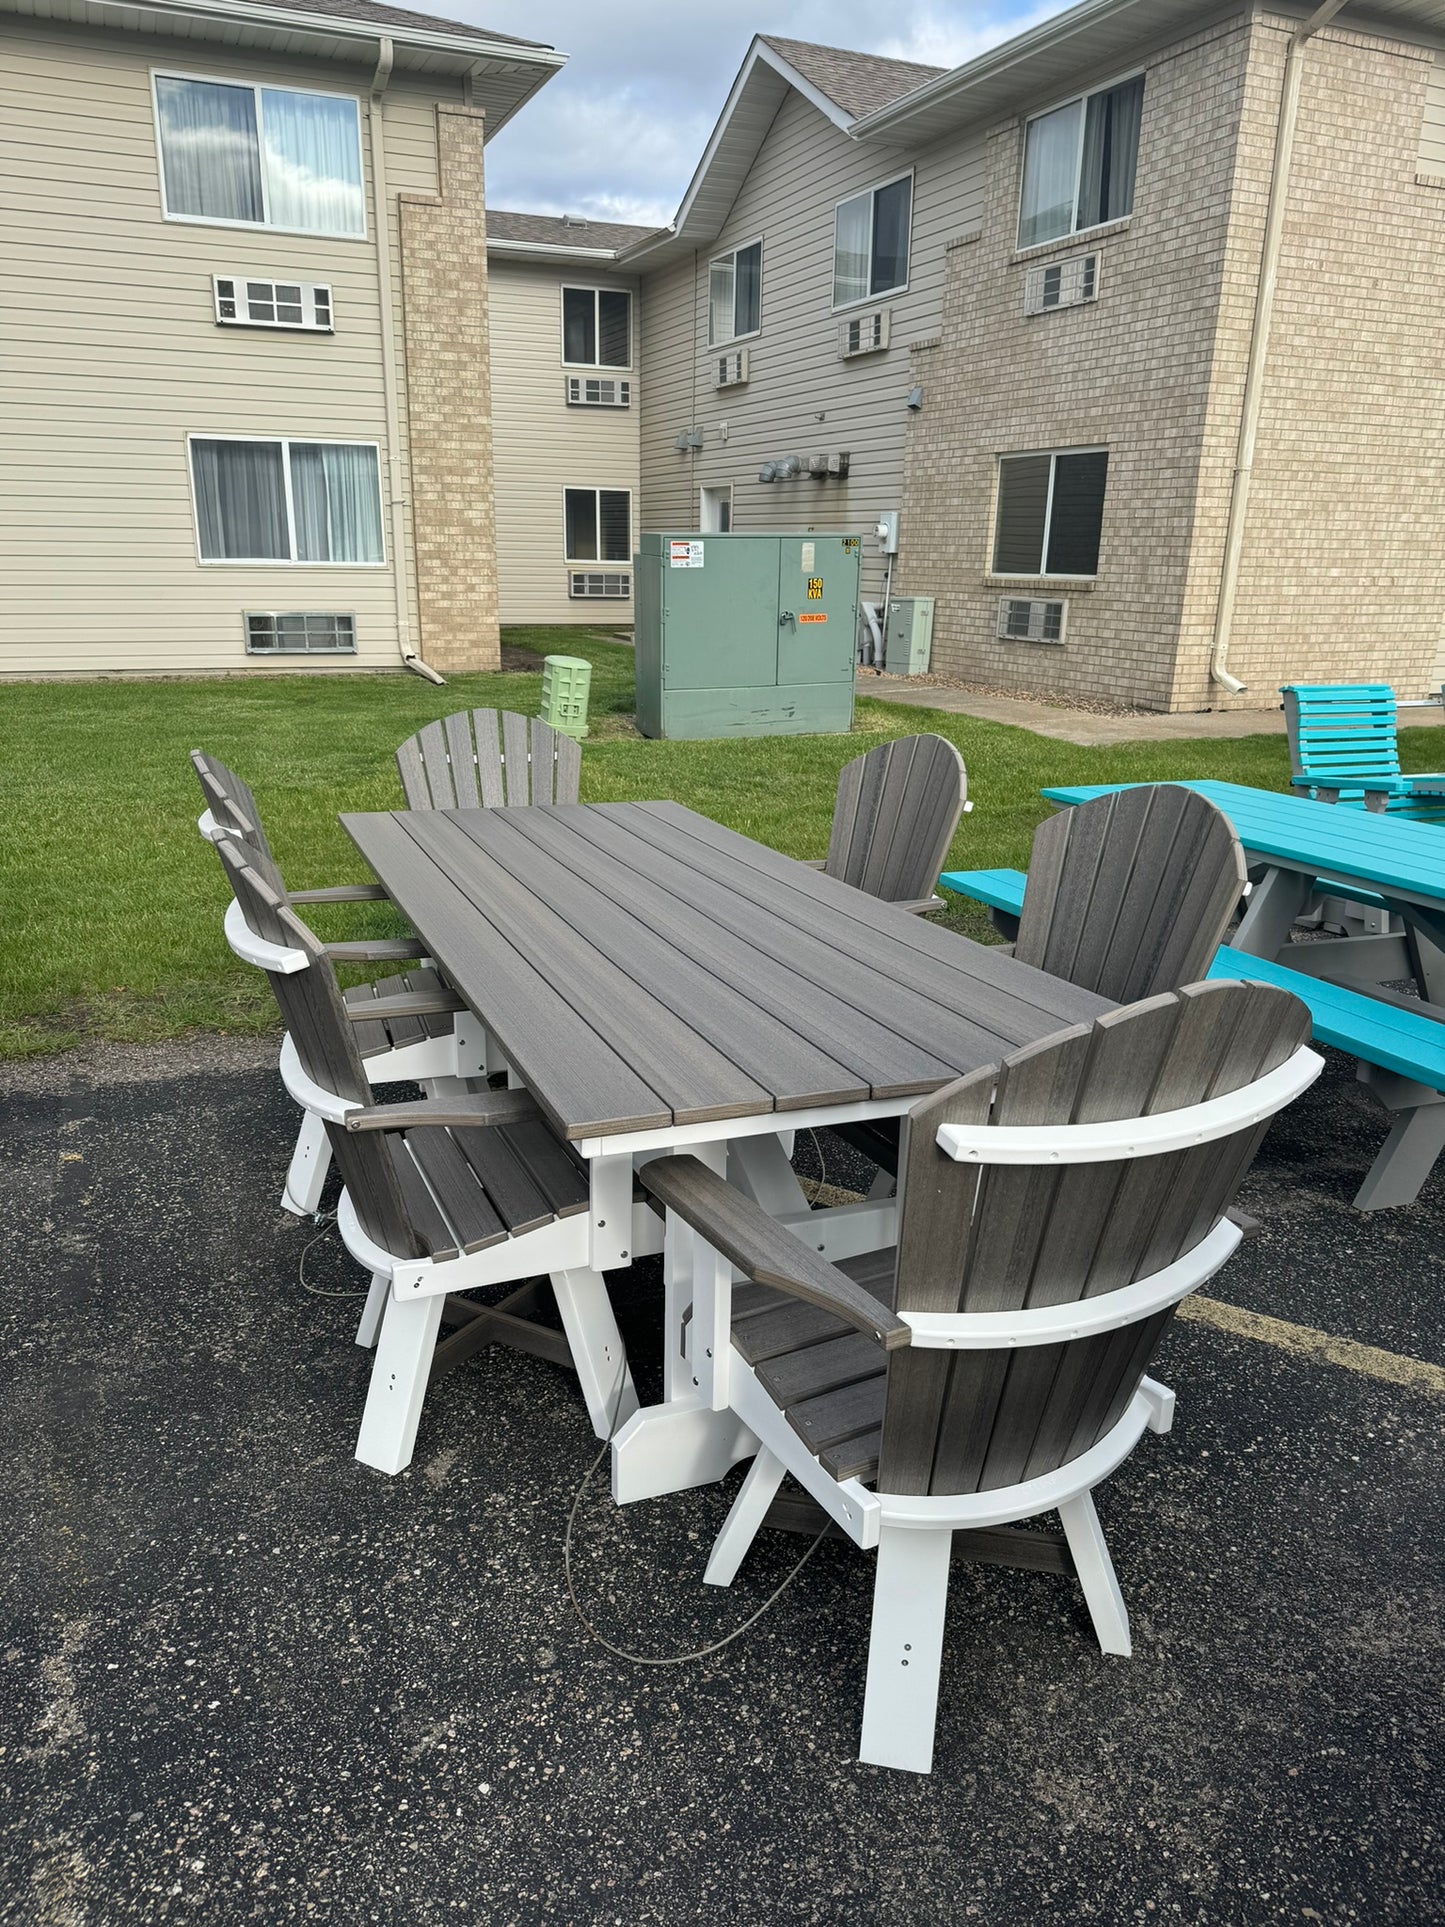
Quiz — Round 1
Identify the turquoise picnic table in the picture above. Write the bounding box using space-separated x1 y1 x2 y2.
1023 779 1445 1210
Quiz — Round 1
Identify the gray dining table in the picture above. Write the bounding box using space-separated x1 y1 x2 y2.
342 798 1114 1498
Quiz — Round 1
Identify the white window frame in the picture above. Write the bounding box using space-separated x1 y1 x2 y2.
561 485 634 566
151 69 367 241
991 444 1108 582
832 170 914 313
707 236 763 347
1015 70 1144 252
187 433 386 567
559 285 633 371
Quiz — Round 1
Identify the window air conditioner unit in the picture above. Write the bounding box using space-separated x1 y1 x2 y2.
839 309 890 357
715 349 750 388
996 596 1067 644
215 276 332 331
245 611 356 655
569 571 631 600
1023 253 1099 316
566 376 632 407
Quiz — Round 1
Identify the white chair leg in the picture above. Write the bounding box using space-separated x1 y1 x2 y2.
859 1525 953 1775
1058 1492 1131 1658
281 1109 331 1218
354 1270 389 1350
704 1448 786 1588
549 1268 638 1441
354 1292 444 1475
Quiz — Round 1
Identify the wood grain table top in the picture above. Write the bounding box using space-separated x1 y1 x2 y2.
342 801 1113 1142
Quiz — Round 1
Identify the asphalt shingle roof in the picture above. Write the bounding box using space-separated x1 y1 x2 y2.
487 210 664 250
245 0 553 51
759 35 945 120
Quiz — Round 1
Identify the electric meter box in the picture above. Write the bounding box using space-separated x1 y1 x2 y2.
885 596 934 676
634 531 860 739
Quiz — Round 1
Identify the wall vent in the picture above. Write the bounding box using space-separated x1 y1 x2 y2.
566 375 631 407
245 611 355 655
996 597 1066 644
714 348 750 389
215 277 332 331
569 571 631 600
1023 253 1099 317
839 309 890 357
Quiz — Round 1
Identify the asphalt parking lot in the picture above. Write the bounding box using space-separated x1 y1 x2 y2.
2 1036 1441 1925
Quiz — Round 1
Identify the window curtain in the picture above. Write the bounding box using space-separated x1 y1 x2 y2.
565 490 598 560
562 289 596 363
1018 99 1081 249
291 444 383 563
192 440 288 559
597 291 631 365
157 77 263 223
598 492 631 562
1078 77 1143 230
870 178 911 294
734 244 761 335
833 194 871 305
709 260 734 345
260 88 364 235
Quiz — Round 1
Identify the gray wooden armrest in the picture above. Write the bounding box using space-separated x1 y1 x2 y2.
288 883 390 903
639 1154 909 1351
344 1089 541 1132
892 895 945 916
323 938 429 963
344 988 464 1022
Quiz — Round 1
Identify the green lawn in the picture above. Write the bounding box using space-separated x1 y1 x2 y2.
5 630 1440 1058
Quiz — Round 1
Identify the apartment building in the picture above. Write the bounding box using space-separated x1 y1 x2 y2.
0 0 561 678
617 6 1445 712
486 213 652 624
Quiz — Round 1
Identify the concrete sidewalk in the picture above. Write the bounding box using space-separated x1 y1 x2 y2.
2 1035 1442 1923
858 676 1445 747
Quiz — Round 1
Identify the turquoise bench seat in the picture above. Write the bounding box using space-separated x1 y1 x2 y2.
939 867 1445 1095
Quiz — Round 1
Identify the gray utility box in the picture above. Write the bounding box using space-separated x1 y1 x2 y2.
635 531 860 739
885 595 934 675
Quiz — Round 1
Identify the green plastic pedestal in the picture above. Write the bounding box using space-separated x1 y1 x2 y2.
541 654 592 740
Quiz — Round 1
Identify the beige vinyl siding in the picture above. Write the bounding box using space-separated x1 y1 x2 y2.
637 89 987 605
489 258 640 624
1419 53 1445 171
0 17 457 675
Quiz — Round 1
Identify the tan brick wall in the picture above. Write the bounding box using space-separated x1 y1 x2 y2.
399 105 500 673
897 18 1251 710
1170 19 1445 709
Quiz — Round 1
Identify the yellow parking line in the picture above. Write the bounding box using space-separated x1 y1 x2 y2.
1181 1296 1445 1395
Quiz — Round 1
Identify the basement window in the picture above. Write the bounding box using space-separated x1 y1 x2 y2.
246 611 356 654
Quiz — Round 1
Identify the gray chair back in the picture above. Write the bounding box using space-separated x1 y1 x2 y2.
1014 785 1245 1002
877 979 1309 1497
824 734 967 904
396 709 581 811
190 749 276 862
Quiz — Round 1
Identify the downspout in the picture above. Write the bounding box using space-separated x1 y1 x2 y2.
1209 0 1350 695
369 36 445 685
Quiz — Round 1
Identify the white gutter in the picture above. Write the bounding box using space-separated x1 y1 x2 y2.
486 239 626 261
1209 0 1350 694
68 0 564 68
367 37 441 685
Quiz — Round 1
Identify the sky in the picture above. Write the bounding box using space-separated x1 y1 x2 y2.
465 1 1068 227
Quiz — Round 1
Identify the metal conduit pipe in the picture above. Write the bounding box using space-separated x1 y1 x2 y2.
369 37 445 685
1209 0 1350 695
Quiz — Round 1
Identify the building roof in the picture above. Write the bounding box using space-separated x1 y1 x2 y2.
756 36 945 120
487 210 664 253
241 0 553 49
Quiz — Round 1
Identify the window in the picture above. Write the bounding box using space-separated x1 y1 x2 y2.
564 488 631 564
190 438 384 564
154 74 364 236
561 287 631 367
992 450 1108 578
833 174 912 308
246 612 356 654
708 240 762 345
1018 76 1144 250
214 276 332 331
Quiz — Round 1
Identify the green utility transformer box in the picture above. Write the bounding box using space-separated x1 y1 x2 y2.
634 531 860 739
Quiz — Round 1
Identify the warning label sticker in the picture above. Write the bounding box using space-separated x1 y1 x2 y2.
669 540 704 568
798 613 828 625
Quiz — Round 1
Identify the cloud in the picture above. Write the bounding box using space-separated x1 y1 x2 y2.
459 1 1065 222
